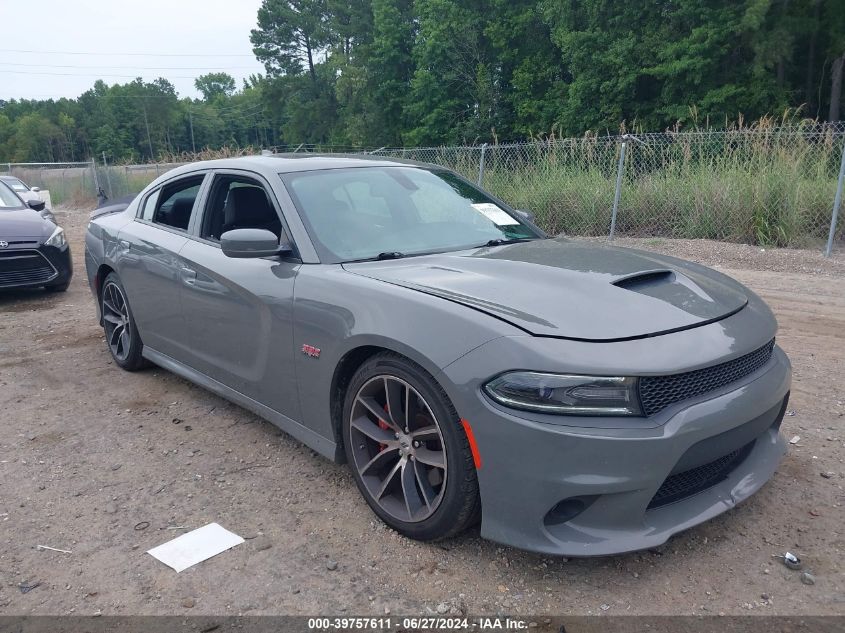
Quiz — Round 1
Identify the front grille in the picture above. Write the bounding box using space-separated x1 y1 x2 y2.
639 339 776 416
0 249 57 287
648 442 754 509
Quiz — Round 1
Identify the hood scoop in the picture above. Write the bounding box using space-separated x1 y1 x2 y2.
612 269 675 291
610 268 745 321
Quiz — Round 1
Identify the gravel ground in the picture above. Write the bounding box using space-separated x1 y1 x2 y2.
580 235 845 277
1 208 843 617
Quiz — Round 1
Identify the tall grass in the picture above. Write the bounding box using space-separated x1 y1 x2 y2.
8 120 842 247
390 119 843 246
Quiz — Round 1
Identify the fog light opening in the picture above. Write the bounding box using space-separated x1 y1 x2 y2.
543 495 598 527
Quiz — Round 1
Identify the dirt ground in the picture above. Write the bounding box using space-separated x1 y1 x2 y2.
1 207 843 617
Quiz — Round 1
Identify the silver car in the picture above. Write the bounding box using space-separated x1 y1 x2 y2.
84 155 790 556
1 175 44 206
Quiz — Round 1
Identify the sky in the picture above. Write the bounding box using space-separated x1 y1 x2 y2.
0 0 267 101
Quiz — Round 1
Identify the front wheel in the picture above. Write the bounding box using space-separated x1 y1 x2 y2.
343 352 480 541
101 273 146 371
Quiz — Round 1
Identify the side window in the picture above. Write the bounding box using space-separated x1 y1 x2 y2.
200 175 282 241
139 189 160 220
150 176 204 231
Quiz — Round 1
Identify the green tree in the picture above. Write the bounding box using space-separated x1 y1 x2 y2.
405 0 496 145
194 73 238 101
365 0 414 144
822 0 845 120
251 0 330 83
11 113 64 162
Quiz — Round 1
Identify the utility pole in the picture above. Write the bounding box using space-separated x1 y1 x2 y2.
188 108 196 154
141 101 154 160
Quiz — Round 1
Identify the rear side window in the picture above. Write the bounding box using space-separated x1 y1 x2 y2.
139 190 160 220
143 176 205 231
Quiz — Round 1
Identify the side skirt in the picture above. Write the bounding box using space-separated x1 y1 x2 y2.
142 347 340 461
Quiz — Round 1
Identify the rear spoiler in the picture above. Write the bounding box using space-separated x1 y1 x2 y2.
90 193 138 220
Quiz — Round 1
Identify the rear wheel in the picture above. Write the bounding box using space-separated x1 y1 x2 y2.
101 273 146 371
343 352 480 541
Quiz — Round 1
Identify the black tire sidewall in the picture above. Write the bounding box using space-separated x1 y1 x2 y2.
342 353 478 541
102 273 145 371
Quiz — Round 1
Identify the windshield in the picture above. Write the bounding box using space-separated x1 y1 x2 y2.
282 166 540 262
0 182 26 209
4 178 28 192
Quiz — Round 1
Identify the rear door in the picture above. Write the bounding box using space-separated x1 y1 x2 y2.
115 173 208 361
178 170 302 422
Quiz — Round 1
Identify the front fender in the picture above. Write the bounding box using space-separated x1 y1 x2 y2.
291 265 518 460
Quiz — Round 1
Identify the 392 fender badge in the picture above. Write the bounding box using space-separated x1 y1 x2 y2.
301 344 321 358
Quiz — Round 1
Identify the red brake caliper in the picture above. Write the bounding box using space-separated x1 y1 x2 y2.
378 404 391 452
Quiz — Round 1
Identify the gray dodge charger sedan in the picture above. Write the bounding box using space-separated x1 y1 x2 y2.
85 155 791 556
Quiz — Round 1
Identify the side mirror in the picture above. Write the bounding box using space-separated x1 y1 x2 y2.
515 209 536 223
31 186 41 192
27 199 46 212
220 228 292 259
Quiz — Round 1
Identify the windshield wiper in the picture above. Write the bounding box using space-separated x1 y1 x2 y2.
484 237 536 247
376 251 405 260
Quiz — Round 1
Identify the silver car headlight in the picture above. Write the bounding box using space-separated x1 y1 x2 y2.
484 372 642 416
45 226 66 248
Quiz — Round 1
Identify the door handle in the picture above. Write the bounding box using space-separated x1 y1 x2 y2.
180 267 197 285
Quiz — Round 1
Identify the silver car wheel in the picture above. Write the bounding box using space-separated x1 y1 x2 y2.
102 281 132 362
349 375 447 523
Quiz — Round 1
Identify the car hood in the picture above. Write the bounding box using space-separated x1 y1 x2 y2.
17 190 41 203
0 208 54 241
343 238 749 341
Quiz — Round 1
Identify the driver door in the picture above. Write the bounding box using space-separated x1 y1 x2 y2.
178 171 302 422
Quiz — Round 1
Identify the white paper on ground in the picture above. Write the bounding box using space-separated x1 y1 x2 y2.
147 522 244 572
471 202 520 225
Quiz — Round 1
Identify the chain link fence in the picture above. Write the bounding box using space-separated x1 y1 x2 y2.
1 161 97 207
93 161 187 201
371 123 845 252
4 124 844 254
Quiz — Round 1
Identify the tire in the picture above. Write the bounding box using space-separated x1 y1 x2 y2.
45 280 70 293
100 272 147 371
342 352 480 541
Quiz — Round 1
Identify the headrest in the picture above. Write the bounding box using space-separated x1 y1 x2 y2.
224 187 273 225
169 197 194 229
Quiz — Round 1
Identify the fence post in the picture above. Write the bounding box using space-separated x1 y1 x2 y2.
102 152 113 198
90 158 100 195
825 138 845 257
609 137 628 240
477 143 488 186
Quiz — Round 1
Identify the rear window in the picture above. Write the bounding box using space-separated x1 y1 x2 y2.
139 175 204 231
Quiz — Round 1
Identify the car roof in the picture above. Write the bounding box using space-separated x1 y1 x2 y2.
164 154 440 179
0 175 21 182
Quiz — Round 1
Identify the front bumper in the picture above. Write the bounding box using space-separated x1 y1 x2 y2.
0 243 72 290
443 337 791 556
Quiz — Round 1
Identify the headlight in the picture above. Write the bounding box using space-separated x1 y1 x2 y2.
484 372 642 416
45 226 66 247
